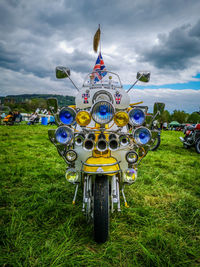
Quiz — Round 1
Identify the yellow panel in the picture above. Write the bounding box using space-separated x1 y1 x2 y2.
83 156 120 175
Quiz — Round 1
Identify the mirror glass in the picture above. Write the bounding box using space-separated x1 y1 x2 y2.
47 98 58 113
153 102 165 115
56 66 70 79
137 71 150 82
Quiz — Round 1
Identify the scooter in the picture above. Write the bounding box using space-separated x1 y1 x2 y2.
47 63 165 243
180 124 200 154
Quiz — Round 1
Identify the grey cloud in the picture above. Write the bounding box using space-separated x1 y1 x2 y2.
141 20 200 70
0 0 200 98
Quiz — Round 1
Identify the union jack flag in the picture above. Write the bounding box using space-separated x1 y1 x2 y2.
92 52 107 83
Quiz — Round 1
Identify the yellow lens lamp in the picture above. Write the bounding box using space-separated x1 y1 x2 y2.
76 111 91 126
114 111 129 127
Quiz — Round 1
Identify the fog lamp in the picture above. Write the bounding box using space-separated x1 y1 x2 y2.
76 111 91 126
114 111 129 127
55 126 73 144
65 168 79 183
126 151 138 164
66 150 77 162
59 107 76 125
123 168 137 184
133 127 151 145
129 108 145 126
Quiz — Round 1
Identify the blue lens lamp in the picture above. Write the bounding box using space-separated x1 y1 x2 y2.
129 108 145 126
133 127 151 145
55 126 73 144
59 107 76 125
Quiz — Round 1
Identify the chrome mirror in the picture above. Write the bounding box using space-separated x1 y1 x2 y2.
47 98 58 113
136 72 150 83
56 66 70 79
153 102 165 115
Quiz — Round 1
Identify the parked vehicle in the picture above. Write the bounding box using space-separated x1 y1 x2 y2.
180 124 200 154
47 56 165 242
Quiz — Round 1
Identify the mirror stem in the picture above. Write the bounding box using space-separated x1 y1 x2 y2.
149 111 160 127
64 70 80 92
127 74 143 93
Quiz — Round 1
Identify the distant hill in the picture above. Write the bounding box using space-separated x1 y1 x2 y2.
0 94 75 106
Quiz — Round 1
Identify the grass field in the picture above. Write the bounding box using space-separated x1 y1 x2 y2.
0 125 200 266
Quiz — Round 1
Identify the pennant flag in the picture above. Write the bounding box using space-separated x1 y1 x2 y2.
92 53 107 83
93 26 101 53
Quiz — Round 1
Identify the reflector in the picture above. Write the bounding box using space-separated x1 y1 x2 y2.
129 108 145 126
59 107 76 125
55 126 73 144
133 127 151 145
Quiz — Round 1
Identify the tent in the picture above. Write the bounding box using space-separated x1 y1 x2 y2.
169 121 180 127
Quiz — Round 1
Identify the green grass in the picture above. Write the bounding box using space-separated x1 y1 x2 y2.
0 125 200 266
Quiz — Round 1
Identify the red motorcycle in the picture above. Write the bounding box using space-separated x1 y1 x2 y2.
179 124 200 154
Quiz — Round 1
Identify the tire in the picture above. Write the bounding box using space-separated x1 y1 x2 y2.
195 138 200 154
150 135 161 151
183 143 190 149
94 175 109 243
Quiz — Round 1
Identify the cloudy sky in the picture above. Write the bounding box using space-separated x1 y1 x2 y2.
0 0 200 113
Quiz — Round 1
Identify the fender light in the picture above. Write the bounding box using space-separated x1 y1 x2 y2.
59 107 76 125
55 126 73 144
133 127 151 145
123 168 137 184
91 100 115 124
126 151 138 164
114 111 129 127
65 168 79 183
129 108 145 126
76 110 91 126
66 150 77 162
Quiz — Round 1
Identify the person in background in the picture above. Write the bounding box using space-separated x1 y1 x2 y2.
1 112 6 119
163 122 168 130
49 115 56 125
27 112 38 125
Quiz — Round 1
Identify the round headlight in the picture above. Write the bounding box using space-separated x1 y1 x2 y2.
133 127 151 145
126 151 138 164
129 108 145 126
65 168 79 183
66 150 77 162
123 168 137 184
114 111 129 127
55 126 73 144
91 100 115 124
76 111 91 126
59 107 76 125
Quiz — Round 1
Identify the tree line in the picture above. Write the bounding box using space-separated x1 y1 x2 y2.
1 95 200 124
160 109 200 124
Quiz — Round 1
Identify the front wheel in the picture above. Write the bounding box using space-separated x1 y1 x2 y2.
94 175 109 243
195 138 200 154
150 135 161 151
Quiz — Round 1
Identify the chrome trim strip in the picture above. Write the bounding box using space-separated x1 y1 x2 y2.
82 161 121 167
81 170 121 174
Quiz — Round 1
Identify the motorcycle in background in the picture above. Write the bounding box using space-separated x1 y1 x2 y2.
180 124 200 154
